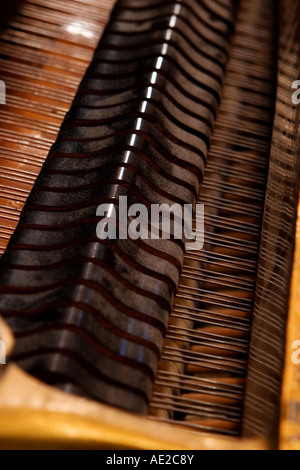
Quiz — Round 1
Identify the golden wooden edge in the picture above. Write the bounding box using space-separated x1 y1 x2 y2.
0 361 268 450
279 197 300 450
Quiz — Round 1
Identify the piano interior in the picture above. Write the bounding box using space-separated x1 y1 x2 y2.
0 0 300 450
